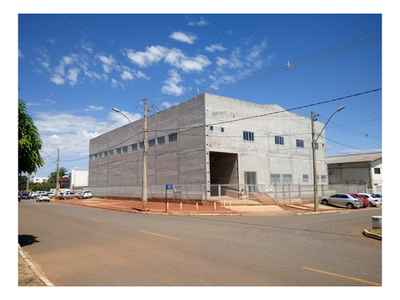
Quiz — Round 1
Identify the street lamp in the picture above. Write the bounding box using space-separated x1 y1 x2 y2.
312 106 345 211
112 101 149 211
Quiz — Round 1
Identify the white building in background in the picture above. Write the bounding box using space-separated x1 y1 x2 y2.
327 152 382 193
88 93 327 199
29 176 48 183
70 169 89 191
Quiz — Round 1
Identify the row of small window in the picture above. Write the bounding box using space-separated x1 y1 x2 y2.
270 173 327 184
243 131 324 149
90 133 178 161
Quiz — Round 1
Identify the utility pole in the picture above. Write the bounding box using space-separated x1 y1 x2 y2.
55 148 60 200
311 112 319 212
142 98 148 211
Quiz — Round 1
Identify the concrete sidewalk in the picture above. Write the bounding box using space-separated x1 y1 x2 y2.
52 197 345 216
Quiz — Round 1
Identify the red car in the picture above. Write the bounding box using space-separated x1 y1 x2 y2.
351 193 369 208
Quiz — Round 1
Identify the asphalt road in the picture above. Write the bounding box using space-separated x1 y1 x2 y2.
18 199 382 286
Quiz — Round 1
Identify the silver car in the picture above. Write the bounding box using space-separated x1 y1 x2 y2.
36 193 50 202
321 193 362 209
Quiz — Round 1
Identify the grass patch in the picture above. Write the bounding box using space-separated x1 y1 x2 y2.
370 228 382 235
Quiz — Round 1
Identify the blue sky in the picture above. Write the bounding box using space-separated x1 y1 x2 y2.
17 13 382 178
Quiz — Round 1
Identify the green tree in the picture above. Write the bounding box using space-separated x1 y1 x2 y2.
18 100 44 174
48 167 69 184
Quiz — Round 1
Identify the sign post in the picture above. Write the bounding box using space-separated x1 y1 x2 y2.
165 185 173 212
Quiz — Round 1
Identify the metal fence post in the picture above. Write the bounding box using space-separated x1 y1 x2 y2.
288 184 291 205
218 184 221 203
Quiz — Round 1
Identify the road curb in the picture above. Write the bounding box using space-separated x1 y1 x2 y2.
362 229 382 240
18 244 54 286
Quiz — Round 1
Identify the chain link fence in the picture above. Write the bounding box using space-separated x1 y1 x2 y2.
90 182 368 204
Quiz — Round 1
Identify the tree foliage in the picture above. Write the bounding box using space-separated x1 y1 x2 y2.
18 100 44 174
48 167 69 184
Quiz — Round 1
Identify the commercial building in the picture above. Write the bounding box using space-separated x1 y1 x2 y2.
327 152 382 193
89 93 327 199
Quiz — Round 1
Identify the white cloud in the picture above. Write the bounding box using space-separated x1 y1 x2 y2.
67 67 80 86
97 55 117 73
50 73 65 85
44 99 56 104
120 70 134 80
127 46 211 73
85 105 104 112
161 69 185 96
126 46 167 67
205 43 227 52
169 32 197 44
188 18 209 26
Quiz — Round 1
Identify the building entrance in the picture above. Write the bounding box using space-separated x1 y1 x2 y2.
209 152 238 196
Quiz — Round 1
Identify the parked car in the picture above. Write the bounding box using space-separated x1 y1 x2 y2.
321 193 363 209
47 192 55 198
77 190 92 199
36 193 50 202
29 191 38 199
350 193 369 208
359 193 382 207
61 191 76 199
20 192 30 200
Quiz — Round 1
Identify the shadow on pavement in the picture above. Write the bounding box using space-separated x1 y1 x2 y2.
19 234 39 247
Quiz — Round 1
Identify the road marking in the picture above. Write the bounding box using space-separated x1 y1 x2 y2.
302 266 381 286
138 230 179 241
83 217 103 223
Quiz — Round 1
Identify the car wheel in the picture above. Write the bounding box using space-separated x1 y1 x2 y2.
321 199 328 205
346 203 354 209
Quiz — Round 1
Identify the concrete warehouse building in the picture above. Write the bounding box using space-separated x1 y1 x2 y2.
89 93 327 200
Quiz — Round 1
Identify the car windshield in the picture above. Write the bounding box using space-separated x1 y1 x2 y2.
350 194 358 199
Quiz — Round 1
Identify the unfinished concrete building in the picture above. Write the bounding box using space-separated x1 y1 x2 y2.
89 93 327 200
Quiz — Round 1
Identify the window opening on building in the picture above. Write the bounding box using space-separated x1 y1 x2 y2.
303 174 309 182
157 136 165 145
109 150 114 156
243 131 254 141
169 133 178 142
374 168 381 174
122 146 128 153
296 139 304 148
139 142 144 149
103 151 108 157
116 148 122 154
148 139 156 147
275 136 284 145
270 174 281 184
131 143 137 151
210 125 214 131
283 174 292 184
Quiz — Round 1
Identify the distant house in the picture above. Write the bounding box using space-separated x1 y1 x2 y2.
29 176 48 184
327 152 382 193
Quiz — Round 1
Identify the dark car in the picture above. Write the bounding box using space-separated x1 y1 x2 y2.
20 192 30 199
350 193 369 208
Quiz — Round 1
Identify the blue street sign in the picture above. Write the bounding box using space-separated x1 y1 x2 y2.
166 185 173 190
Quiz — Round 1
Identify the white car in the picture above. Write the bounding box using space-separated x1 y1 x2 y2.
78 190 92 199
359 193 382 207
36 193 50 202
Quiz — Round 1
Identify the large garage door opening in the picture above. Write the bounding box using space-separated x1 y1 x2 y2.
210 152 238 196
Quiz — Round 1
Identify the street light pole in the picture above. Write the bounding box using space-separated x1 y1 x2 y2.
142 98 148 211
312 106 345 211
112 99 149 211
